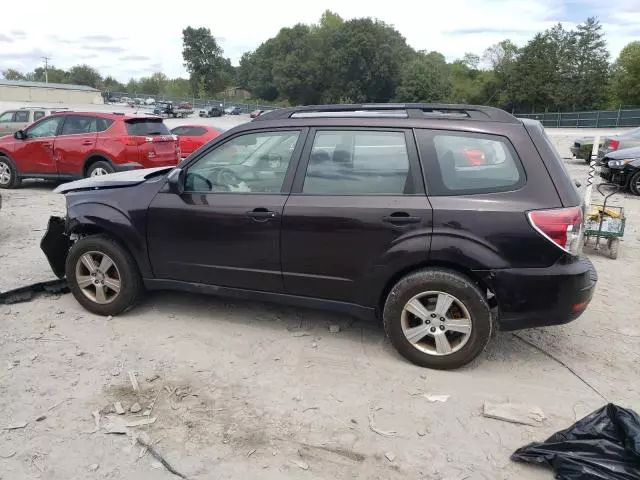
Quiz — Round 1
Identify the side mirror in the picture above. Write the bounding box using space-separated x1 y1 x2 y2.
166 168 184 195
14 130 26 140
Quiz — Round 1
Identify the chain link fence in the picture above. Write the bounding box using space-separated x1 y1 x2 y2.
516 108 640 128
102 91 280 113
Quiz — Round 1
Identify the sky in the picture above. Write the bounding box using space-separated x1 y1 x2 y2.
1 0 639 83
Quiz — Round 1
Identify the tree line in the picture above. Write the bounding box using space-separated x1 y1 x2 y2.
2 12 640 112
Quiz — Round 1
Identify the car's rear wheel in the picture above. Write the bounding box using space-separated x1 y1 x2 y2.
383 268 492 370
628 171 640 195
66 235 142 316
87 161 114 178
0 156 22 189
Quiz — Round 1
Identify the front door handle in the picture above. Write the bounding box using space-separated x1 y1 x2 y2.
383 212 421 225
247 208 277 221
81 141 93 146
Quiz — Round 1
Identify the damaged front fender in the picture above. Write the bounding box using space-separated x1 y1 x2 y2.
40 216 72 279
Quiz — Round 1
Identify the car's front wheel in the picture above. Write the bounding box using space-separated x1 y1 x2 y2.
628 171 640 196
0 156 22 189
383 268 492 370
66 235 142 316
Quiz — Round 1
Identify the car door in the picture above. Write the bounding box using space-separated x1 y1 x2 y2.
281 128 432 305
0 111 18 135
147 128 307 292
12 116 64 174
54 115 98 175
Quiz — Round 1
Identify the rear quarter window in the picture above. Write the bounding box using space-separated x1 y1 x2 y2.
96 118 114 132
415 129 525 195
125 120 170 136
33 111 46 121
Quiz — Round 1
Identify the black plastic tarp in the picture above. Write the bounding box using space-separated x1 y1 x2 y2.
512 404 640 479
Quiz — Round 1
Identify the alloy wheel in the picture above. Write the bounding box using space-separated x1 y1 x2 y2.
0 161 12 185
401 291 472 356
90 167 109 177
74 251 121 304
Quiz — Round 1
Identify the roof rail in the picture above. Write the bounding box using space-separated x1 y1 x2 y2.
254 103 518 123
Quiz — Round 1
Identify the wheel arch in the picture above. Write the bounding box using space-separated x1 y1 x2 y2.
82 153 116 177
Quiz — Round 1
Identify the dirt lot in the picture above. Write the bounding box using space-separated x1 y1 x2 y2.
1 129 639 480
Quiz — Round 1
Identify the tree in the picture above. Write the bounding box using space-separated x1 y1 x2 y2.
482 40 519 108
2 68 25 80
126 78 139 94
33 66 68 83
182 26 229 97
612 41 640 106
67 64 102 88
570 17 610 109
137 72 168 95
396 51 451 103
103 76 126 92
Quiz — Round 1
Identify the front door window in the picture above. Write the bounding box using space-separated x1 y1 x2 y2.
26 117 63 138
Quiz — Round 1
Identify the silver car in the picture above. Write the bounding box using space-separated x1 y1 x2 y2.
0 108 63 136
598 127 640 158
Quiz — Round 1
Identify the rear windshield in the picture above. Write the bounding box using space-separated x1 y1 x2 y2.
125 119 170 136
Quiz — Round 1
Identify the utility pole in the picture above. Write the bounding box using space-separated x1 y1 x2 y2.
41 56 51 83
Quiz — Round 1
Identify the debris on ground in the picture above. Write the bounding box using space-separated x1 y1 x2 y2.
291 459 309 470
0 450 17 459
136 436 189 479
35 414 47 422
3 421 28 430
88 463 99 471
329 325 341 333
482 402 546 427
106 316 113 321
110 368 120 377
512 404 640 479
126 417 157 427
146 374 160 383
368 403 396 437
114 402 125 415
128 371 140 393
130 402 142 413
7 359 20 370
247 449 256 457
291 332 310 337
0 279 68 305
424 394 450 403
385 452 396 462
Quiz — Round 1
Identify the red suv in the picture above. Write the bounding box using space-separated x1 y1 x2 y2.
0 112 179 188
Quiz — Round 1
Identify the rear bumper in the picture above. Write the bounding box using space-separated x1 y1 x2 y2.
480 256 597 331
570 146 581 156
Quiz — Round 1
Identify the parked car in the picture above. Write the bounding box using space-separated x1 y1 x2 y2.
0 111 179 188
40 103 596 370
597 127 640 159
144 98 156 105
154 101 193 119
0 107 63 136
599 146 640 195
170 125 223 158
199 106 223 118
225 106 242 115
570 136 604 163
250 110 264 119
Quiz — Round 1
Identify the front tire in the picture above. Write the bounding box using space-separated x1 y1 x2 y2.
383 269 492 370
66 235 142 316
86 160 114 178
628 171 640 196
0 156 22 189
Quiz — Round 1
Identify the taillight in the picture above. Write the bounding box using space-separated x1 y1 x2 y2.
463 149 486 166
120 136 144 146
527 206 583 255
609 139 620 150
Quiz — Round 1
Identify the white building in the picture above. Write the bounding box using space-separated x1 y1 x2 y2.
0 79 103 104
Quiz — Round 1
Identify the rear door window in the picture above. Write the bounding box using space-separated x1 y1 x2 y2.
95 118 114 132
126 119 170 136
33 111 46 121
61 116 97 135
302 130 415 195
13 111 30 123
415 129 524 195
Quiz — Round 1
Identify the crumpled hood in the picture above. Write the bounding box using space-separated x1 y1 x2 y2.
605 146 640 160
53 167 174 194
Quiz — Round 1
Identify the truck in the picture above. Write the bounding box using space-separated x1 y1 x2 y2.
153 101 193 119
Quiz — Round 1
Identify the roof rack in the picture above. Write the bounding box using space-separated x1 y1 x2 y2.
254 103 518 123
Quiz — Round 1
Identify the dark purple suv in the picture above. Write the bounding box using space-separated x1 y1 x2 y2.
41 104 597 369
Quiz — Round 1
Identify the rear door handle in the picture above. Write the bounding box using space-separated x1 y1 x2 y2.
81 141 93 146
247 208 277 221
382 212 422 225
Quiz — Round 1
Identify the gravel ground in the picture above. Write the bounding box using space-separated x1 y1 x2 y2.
1 119 639 479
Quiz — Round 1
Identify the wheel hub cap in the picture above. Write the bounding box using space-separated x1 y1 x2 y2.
0 162 11 185
75 251 121 304
401 291 472 356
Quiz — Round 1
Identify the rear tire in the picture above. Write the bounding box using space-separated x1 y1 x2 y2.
383 268 492 370
0 156 22 189
86 160 114 178
66 235 143 316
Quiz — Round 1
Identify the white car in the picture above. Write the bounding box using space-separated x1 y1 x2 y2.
144 98 156 105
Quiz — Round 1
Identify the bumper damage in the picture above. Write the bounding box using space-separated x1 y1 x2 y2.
40 216 72 279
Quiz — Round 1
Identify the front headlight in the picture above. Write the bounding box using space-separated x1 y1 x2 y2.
607 159 632 167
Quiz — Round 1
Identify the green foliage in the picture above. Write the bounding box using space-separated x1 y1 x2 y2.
2 68 26 80
396 51 451 103
103 76 126 92
182 26 232 97
66 64 103 88
612 41 640 106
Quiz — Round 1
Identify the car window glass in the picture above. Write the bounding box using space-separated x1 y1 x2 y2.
303 130 412 195
190 127 207 136
171 126 189 136
95 118 114 132
185 130 300 194
33 111 46 121
0 111 14 122
126 120 170 136
421 131 523 195
13 111 30 123
26 117 63 138
61 116 96 135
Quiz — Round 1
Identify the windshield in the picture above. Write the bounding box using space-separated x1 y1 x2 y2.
126 119 170 136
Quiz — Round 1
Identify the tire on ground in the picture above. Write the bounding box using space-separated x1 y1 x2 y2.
65 235 143 316
383 268 492 370
0 156 22 189
628 171 640 196
86 160 114 178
